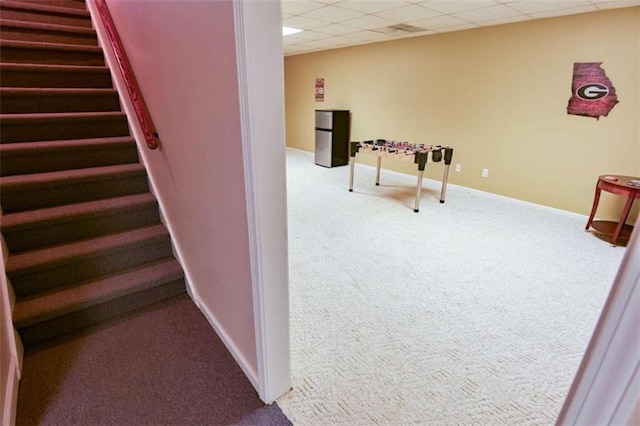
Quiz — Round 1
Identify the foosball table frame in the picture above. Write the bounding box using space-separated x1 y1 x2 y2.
349 140 454 212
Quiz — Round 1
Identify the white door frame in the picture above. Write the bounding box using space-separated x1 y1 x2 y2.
234 0 291 404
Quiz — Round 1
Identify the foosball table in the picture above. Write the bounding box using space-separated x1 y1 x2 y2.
349 140 454 212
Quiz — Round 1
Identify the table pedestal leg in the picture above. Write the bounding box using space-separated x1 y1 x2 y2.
376 157 381 186
611 196 635 246
585 184 601 230
414 170 424 213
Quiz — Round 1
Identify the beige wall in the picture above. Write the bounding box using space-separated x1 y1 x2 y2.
285 7 640 222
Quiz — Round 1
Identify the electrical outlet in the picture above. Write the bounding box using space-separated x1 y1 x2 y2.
482 168 489 178
455 164 461 172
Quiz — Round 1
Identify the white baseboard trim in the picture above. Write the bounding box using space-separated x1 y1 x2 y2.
188 288 259 391
285 147 588 221
378 165 588 220
2 357 19 426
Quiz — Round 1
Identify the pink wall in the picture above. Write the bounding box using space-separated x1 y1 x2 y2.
104 0 257 374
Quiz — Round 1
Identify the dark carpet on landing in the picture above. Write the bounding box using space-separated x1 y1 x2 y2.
16 294 292 425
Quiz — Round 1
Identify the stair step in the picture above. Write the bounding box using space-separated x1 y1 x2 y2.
0 87 121 114
0 18 98 46
0 136 138 176
0 111 129 143
0 63 113 88
14 258 183 331
1 193 160 253
0 0 92 28
0 163 149 213
15 262 184 348
6 224 175 297
0 40 105 66
15 0 87 11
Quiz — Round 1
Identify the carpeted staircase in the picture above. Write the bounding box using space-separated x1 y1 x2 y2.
0 0 186 347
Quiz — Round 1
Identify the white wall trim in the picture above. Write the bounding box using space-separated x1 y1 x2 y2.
556 225 640 425
317 147 590 221
1 357 19 426
234 0 291 404
190 291 259 389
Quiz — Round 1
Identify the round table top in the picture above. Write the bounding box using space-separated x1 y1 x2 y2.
599 175 640 189
598 175 640 200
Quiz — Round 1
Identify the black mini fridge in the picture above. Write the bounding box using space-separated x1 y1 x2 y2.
315 109 350 167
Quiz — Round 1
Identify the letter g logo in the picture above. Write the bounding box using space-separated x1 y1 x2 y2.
576 83 609 100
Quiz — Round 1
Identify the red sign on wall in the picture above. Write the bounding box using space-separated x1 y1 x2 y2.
315 78 324 102
567 63 618 120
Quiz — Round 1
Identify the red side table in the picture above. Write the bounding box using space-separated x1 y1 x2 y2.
585 175 640 246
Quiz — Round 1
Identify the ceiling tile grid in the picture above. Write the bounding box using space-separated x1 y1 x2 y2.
282 0 640 56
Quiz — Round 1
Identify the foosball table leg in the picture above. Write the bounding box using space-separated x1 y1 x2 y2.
414 170 424 212
440 165 450 203
349 158 355 192
439 148 454 203
375 156 382 186
349 141 360 192
414 152 429 213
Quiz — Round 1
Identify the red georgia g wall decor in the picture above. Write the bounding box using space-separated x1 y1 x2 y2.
315 78 324 102
567 62 618 120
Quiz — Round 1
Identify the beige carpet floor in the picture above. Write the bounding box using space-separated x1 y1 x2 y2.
278 148 626 425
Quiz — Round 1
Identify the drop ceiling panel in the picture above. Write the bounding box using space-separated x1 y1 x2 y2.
338 0 411 14
300 4 364 22
383 4 443 21
283 0 640 56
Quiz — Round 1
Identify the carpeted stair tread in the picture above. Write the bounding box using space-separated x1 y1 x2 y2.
1 193 159 253
0 136 138 176
1 193 157 232
0 39 105 66
0 62 112 86
17 0 87 10
5 224 170 278
0 39 102 53
0 18 96 36
13 258 184 329
0 111 129 142
0 0 91 20
0 135 134 159
1 87 117 96
0 163 145 190
1 110 126 124
0 87 121 114
0 0 90 15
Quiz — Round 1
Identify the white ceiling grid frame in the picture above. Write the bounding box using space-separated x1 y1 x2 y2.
282 0 640 56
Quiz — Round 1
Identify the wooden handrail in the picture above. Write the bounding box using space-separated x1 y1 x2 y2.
95 0 159 150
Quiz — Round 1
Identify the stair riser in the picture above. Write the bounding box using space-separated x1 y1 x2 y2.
0 26 98 46
0 143 139 176
1 117 129 143
10 240 175 297
3 205 161 253
1 174 149 213
0 8 92 28
0 67 113 88
0 92 121 114
15 0 88 11
0 45 105 66
18 278 185 347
